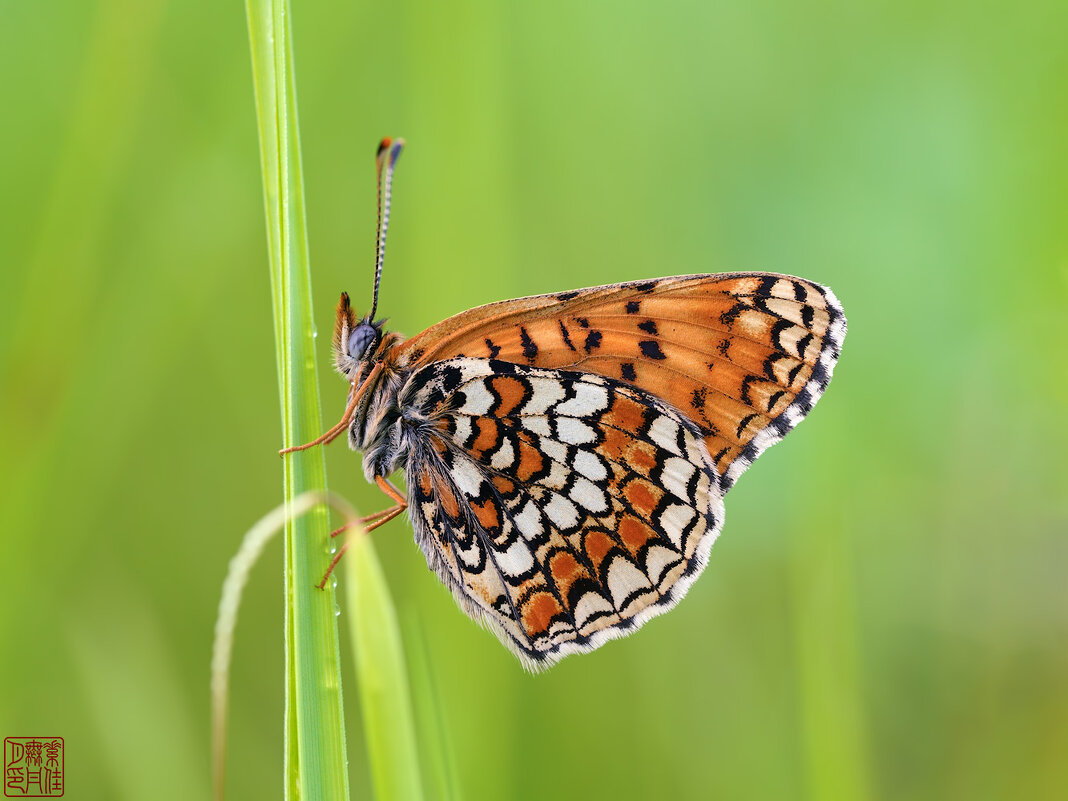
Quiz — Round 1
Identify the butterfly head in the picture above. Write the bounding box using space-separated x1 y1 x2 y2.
333 291 386 380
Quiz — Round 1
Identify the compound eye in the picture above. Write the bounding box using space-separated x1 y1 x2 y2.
346 323 377 359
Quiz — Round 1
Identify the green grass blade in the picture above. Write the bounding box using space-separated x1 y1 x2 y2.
212 492 330 800
346 530 426 801
405 614 462 801
244 1 349 799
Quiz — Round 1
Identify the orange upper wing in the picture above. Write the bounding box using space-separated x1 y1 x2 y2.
396 273 846 487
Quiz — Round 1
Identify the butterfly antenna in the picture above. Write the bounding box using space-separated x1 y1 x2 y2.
369 137 404 322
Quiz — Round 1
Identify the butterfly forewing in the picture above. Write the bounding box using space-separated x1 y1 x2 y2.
397 273 846 486
399 358 725 669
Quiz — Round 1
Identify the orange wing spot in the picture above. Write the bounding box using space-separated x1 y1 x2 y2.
583 530 616 571
522 591 564 637
599 427 630 462
471 418 500 455
623 478 663 517
417 471 434 497
489 376 528 417
516 439 547 482
604 395 648 432
435 476 461 519
470 497 501 532
625 440 658 474
491 475 516 496
619 514 657 555
548 551 587 598
717 374 744 401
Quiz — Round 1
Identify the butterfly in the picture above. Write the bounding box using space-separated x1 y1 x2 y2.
282 138 847 671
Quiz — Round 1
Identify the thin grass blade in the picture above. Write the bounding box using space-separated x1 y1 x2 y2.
244 0 349 798
346 529 426 801
405 613 462 801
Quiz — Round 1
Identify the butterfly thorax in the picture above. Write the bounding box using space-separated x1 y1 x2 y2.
342 331 420 481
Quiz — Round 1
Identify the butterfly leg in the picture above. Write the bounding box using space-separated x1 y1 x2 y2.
328 505 396 537
316 476 408 589
280 363 384 455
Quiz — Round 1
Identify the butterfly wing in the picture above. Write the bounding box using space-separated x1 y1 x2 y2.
399 358 725 670
398 273 846 488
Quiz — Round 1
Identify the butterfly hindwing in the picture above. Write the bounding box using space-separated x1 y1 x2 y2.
397 273 846 488
399 358 725 669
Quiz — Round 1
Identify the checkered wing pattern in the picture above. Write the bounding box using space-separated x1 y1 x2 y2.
399 273 846 489
400 358 725 669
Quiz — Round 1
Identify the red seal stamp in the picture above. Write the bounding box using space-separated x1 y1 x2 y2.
3 739 63 797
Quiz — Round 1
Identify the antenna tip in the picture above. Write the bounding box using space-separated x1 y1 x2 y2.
376 137 405 165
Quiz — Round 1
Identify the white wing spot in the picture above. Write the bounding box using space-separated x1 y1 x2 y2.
522 416 552 437
543 460 570 491
522 378 568 415
570 476 608 513
453 416 473 446
539 437 569 464
454 530 485 569
450 458 484 497
555 383 610 417
573 449 607 482
658 503 695 548
661 456 696 502
605 556 651 608
644 544 682 586
544 493 579 529
777 324 809 360
459 380 494 415
648 415 682 455
556 418 597 444
573 592 615 630
497 536 535 578
512 499 543 539
773 278 796 299
490 436 515 470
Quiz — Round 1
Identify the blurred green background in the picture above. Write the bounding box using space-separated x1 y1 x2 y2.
2 0 1066 798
